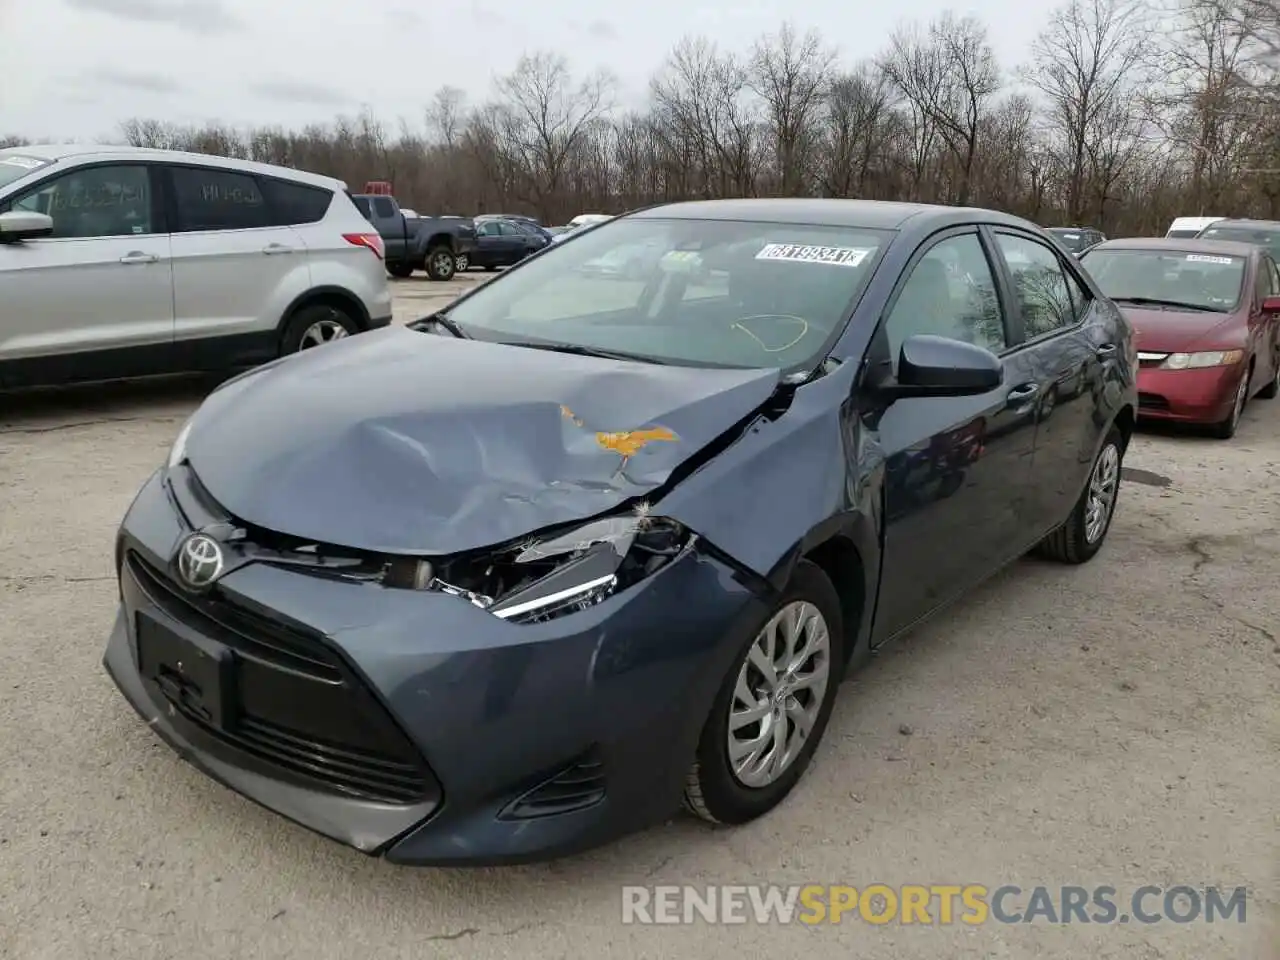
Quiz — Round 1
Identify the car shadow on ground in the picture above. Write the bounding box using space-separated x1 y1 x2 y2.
0 375 221 433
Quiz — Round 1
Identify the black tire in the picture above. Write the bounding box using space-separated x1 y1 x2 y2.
280 303 360 355
684 560 845 825
424 247 456 281
387 262 414 279
1034 425 1124 564
1211 364 1251 438
1258 353 1279 399
454 253 470 272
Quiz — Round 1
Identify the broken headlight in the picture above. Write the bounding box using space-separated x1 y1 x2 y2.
387 512 694 624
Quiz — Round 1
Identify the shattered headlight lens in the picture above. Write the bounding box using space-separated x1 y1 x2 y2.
390 512 695 624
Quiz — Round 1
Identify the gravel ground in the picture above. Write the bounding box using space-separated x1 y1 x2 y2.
1 276 1276 959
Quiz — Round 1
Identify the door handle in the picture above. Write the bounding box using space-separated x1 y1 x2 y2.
1096 343 1117 358
1006 383 1039 404
262 243 294 255
119 252 159 264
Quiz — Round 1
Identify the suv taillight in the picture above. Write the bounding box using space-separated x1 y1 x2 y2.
343 232 385 260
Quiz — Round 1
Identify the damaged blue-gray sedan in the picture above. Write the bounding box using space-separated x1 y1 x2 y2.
103 198 1138 865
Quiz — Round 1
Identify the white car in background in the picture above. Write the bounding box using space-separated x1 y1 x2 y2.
0 144 392 389
1166 216 1222 238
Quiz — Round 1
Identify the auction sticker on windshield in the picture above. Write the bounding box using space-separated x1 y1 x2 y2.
1186 254 1234 264
756 243 872 267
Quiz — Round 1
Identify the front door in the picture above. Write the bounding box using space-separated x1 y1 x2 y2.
0 162 173 385
863 229 1040 643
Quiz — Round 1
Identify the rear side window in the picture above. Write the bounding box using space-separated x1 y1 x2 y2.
352 195 372 218
372 197 395 218
170 166 268 232
261 179 332 225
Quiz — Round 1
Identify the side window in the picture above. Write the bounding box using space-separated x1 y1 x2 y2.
372 197 395 219
170 166 268 232
10 164 153 239
478 222 501 237
499 221 523 237
994 233 1080 338
261 179 332 226
352 196 372 218
883 232 1006 369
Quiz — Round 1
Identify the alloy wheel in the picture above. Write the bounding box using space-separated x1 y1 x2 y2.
726 601 831 789
1084 443 1120 544
298 318 350 350
455 253 469 271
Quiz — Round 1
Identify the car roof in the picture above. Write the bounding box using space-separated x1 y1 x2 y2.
1199 219 1280 232
1088 236 1259 257
0 143 346 191
625 197 1038 232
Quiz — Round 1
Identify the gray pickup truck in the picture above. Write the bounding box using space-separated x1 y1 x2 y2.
350 193 477 281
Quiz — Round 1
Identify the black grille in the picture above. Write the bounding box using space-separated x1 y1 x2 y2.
502 753 607 819
1138 392 1170 410
126 551 433 805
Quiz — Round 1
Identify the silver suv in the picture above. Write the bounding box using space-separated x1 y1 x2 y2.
0 144 393 388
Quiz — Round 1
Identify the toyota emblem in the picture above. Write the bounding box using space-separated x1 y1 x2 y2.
176 532 225 590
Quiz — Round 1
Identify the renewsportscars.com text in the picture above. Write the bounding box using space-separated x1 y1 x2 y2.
620 884 1249 925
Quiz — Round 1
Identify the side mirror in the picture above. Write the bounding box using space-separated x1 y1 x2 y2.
1262 296 1280 314
0 210 53 243
876 334 1003 399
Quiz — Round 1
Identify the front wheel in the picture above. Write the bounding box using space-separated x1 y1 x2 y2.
424 247 456 281
454 253 470 272
684 560 844 825
1211 366 1250 438
1034 426 1124 564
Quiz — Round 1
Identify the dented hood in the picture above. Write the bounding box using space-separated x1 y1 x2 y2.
184 326 780 555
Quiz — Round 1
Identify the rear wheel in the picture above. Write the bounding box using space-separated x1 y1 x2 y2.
280 303 359 355
425 247 456 281
684 560 844 825
1034 426 1124 564
387 262 414 279
454 253 470 272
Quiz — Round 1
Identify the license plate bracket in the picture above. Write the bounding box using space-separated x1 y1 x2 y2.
136 614 236 729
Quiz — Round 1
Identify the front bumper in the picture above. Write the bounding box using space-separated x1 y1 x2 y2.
103 469 766 865
1136 363 1241 423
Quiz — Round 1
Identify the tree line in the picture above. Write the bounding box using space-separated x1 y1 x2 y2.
5 0 1280 235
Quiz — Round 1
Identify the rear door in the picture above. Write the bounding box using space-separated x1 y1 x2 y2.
0 161 174 383
164 164 312 353
867 228 1041 642
988 228 1109 534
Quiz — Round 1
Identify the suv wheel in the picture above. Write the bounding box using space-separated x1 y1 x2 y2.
281 304 359 355
425 247 456 281
454 253 470 272
684 560 844 825
387 262 414 279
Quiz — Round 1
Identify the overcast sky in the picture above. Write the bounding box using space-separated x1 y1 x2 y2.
1 0 1047 140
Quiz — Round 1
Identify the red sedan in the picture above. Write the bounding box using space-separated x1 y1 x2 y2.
1079 237 1280 438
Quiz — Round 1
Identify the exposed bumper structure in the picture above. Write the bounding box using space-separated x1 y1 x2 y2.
102 469 766 864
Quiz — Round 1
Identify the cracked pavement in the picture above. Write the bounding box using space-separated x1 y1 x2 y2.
0 279 1277 959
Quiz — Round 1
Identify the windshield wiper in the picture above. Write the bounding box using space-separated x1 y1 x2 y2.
1110 296 1218 312
502 339 670 364
409 312 470 338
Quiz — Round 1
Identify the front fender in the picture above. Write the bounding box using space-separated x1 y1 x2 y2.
659 360 879 590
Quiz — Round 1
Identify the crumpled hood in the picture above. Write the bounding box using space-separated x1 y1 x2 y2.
185 326 781 555
1120 306 1241 353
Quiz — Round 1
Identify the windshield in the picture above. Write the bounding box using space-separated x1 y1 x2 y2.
1197 224 1280 256
1048 230 1087 251
0 153 51 191
1080 248 1246 312
443 217 891 372
1165 229 1201 239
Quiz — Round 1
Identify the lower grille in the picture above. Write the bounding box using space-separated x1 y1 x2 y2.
1138 392 1169 410
126 551 433 805
502 752 607 819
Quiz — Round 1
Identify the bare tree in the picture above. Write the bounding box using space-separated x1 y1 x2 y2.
1024 0 1149 223
879 22 947 200
817 63 898 197
492 52 615 219
748 23 835 195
